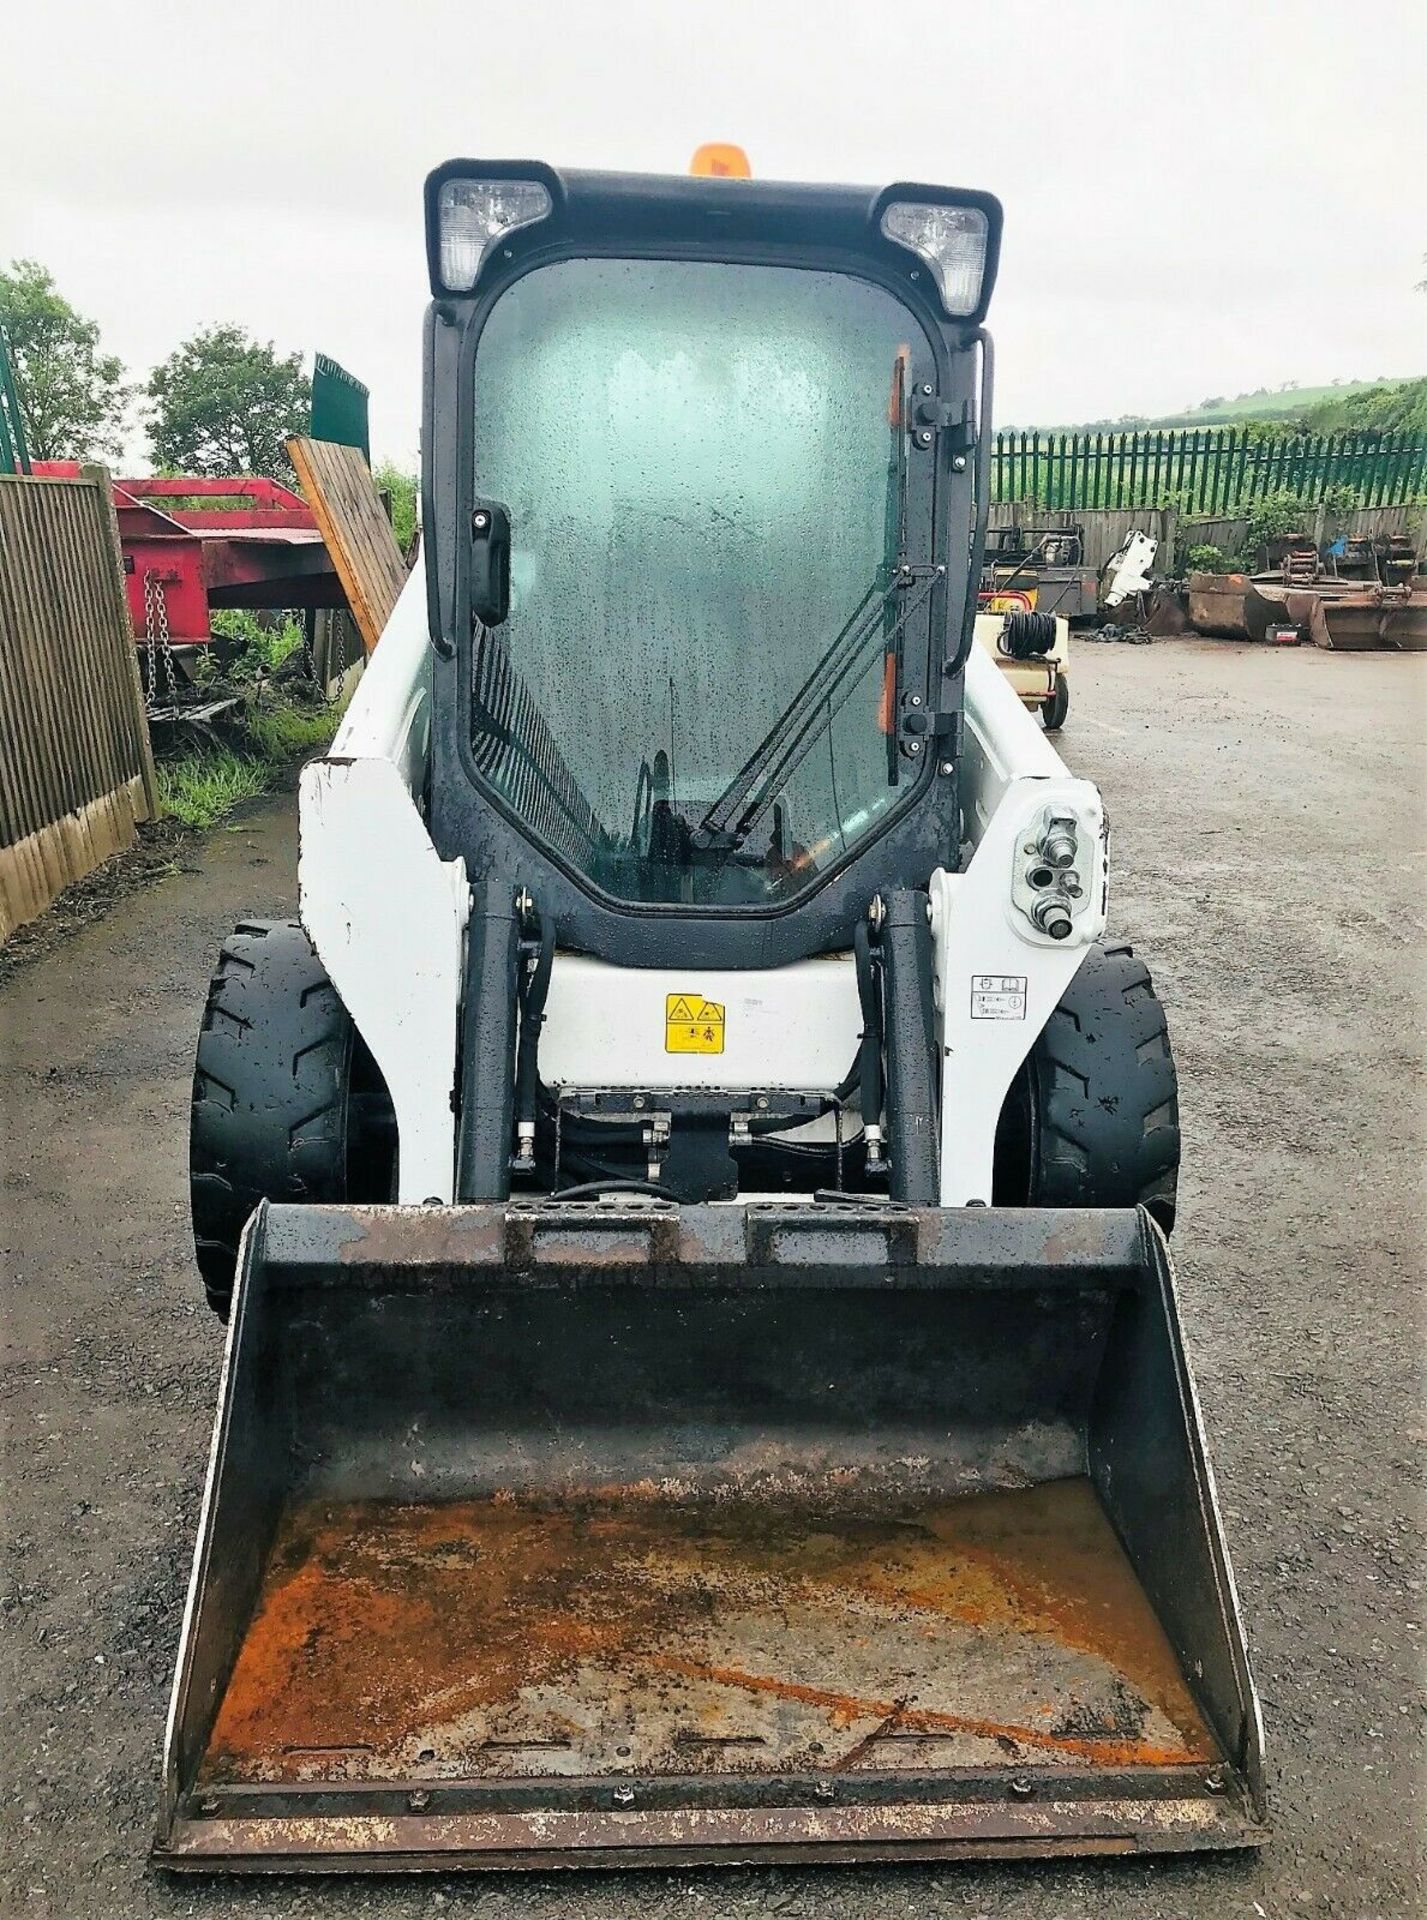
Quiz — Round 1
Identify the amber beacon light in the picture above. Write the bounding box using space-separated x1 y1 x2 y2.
689 142 752 177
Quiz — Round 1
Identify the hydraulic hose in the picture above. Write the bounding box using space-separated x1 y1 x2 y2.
551 1177 679 1202
511 910 555 1175
854 917 887 1176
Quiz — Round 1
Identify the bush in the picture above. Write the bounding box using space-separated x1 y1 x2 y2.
1238 493 1313 558
373 460 418 552
1185 543 1231 575
1300 376 1427 437
209 608 304 680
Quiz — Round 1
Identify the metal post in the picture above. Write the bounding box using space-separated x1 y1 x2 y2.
0 322 32 475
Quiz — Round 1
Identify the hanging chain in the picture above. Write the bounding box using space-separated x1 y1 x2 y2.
142 570 179 712
300 610 354 707
142 570 158 707
300 610 319 687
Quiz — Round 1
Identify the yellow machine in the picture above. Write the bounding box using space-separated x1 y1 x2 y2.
975 609 1069 730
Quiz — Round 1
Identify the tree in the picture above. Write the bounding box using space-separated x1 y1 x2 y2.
0 260 128 460
373 459 419 553
146 326 310 480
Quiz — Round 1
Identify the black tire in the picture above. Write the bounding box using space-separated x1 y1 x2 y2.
1042 671 1070 731
993 942 1179 1231
189 920 394 1318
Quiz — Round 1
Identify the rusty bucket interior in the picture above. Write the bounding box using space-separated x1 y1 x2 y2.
157 1200 1265 1870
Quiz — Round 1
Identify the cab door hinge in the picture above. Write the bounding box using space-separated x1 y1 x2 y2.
897 700 960 760
910 391 975 456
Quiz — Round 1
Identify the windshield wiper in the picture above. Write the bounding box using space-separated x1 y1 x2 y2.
694 346 935 862
691 577 881 852
691 564 938 857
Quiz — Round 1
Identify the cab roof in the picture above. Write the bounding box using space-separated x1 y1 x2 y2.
423 160 1002 325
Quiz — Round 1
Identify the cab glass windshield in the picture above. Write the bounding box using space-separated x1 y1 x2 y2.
470 257 932 905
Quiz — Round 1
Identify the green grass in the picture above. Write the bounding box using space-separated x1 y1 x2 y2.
156 746 271 830
154 601 351 832
241 700 340 761
154 690 343 831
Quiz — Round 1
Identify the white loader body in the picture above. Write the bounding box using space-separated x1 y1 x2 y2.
160 158 1265 1881
299 571 1106 1208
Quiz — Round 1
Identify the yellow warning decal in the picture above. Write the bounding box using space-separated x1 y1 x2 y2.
665 993 725 1055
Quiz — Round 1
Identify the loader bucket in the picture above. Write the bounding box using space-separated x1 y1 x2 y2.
156 1200 1265 1871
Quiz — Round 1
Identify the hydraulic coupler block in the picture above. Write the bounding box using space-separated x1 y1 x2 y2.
1010 799 1106 945
1038 812 1080 870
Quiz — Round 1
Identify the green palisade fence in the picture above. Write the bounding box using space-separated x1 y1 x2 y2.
990 428 1427 513
0 323 31 476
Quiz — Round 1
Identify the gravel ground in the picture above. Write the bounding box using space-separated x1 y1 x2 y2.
2 637 1424 1919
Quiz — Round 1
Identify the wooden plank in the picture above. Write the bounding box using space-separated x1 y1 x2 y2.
287 438 409 656
82 464 159 814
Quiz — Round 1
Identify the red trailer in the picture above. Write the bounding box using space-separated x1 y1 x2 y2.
31 467 345 649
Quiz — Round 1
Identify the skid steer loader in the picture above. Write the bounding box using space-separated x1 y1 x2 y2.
158 158 1265 1872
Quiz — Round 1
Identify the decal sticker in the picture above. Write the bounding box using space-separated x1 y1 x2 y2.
971 974 1028 1021
665 993 725 1054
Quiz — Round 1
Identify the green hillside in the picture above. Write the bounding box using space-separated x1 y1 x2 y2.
1047 376 1426 435
1293 377 1427 434
1160 381 1389 425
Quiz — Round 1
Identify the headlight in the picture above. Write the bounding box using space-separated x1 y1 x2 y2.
437 178 553 292
879 201 989 317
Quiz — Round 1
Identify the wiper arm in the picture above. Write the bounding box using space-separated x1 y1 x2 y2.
692 576 884 850
695 346 930 861
693 566 938 856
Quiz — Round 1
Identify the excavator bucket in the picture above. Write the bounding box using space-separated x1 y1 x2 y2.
156 1200 1265 1871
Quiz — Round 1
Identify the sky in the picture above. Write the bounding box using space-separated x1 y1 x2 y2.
3 0 1424 470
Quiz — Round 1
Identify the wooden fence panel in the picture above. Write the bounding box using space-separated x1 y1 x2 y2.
1179 502 1425 564
1342 502 1426 544
986 502 1177 572
0 470 157 943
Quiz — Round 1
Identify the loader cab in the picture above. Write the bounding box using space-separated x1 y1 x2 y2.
422 162 1000 970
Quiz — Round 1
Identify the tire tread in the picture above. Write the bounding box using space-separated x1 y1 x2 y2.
189 920 355 1319
996 941 1181 1229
